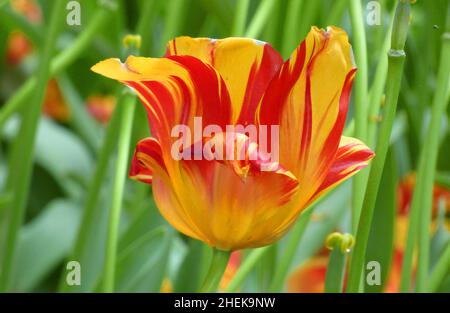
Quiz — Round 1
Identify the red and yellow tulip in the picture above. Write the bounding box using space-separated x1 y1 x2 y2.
92 27 374 250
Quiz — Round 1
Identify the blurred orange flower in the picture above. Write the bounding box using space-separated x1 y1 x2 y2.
397 172 450 218
287 253 329 293
42 79 71 122
86 95 116 124
219 251 241 291
6 0 41 66
385 172 450 292
286 173 450 293
6 31 33 66
11 0 41 23
92 27 374 250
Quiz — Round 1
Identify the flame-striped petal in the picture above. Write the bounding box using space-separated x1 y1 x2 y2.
166 37 283 124
258 27 356 209
91 55 232 157
129 137 167 184
310 136 374 202
153 133 299 250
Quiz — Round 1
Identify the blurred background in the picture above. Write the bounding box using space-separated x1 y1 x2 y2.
0 0 449 293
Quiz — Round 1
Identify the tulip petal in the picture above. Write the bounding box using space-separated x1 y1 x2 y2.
152 132 299 250
311 136 374 201
257 27 356 204
129 137 167 184
91 55 232 154
166 37 283 123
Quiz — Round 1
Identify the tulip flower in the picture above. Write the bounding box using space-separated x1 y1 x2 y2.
219 251 241 291
86 95 116 124
287 247 329 293
6 31 33 66
42 79 71 122
91 26 374 250
398 173 450 226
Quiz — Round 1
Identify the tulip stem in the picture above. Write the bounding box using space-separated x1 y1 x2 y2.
400 3 450 292
200 248 231 293
428 241 450 292
325 248 347 293
324 233 354 293
367 10 395 148
414 5 450 292
102 92 136 292
349 0 370 233
346 0 411 293
0 0 66 292
58 98 123 291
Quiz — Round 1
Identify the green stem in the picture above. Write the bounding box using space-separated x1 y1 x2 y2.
415 8 450 292
367 11 395 148
0 6 113 129
325 248 346 293
0 0 66 292
245 0 276 38
399 178 420 291
398 4 450 292
200 248 231 293
428 241 450 292
350 0 370 232
59 98 123 291
324 233 354 293
101 91 136 293
231 0 250 36
346 0 411 293
269 207 314 292
100 3 154 292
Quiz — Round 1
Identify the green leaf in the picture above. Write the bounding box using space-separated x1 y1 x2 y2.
119 193 166 251
12 199 81 291
3 117 93 197
115 226 171 292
